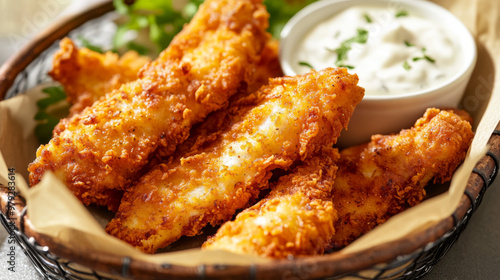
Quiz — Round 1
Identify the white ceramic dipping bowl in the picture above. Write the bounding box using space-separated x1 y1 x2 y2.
280 0 477 147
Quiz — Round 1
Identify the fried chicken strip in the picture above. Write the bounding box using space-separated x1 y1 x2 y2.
105 68 364 253
203 147 339 258
172 39 282 158
49 38 151 115
28 0 270 210
49 37 281 117
48 38 281 158
329 108 474 250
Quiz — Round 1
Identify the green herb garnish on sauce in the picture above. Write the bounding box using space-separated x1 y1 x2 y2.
403 61 411 70
327 28 369 70
395 10 409 17
298 61 314 69
336 63 355 69
412 48 436 63
112 0 320 54
112 0 204 55
404 40 414 47
363 13 373 23
403 46 436 70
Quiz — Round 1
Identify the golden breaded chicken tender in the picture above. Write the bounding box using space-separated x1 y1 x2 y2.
42 38 280 212
172 39 283 159
51 37 282 152
105 68 364 253
49 38 150 115
203 147 339 258
50 37 281 117
28 0 270 211
329 108 474 250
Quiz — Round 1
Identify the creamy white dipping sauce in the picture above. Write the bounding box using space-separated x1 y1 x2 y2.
293 6 462 95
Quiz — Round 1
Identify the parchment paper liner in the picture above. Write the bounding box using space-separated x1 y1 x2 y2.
0 0 499 268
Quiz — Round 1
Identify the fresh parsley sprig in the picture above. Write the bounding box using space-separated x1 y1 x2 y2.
265 0 319 38
112 0 315 54
78 36 105 53
112 0 204 55
403 61 411 71
36 1 315 144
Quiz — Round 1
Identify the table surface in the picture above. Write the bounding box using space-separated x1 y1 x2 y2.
1 1 499 279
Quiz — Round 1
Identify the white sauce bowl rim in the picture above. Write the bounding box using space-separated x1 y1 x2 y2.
279 0 477 101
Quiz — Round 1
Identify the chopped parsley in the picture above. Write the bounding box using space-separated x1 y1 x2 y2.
403 61 411 70
363 13 372 23
404 40 414 47
403 47 436 70
327 28 369 69
412 55 435 63
395 10 409 17
412 48 436 63
336 63 355 70
298 61 314 69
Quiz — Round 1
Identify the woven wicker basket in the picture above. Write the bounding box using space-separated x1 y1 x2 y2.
1 2 499 279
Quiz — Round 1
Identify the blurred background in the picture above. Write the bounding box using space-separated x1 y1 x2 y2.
0 0 105 64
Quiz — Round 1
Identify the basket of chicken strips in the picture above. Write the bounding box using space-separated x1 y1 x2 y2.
1 0 500 279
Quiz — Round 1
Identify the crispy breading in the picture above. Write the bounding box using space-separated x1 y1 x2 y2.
50 38 282 155
49 36 280 117
49 38 283 160
172 39 282 159
248 39 283 93
105 68 364 253
49 38 151 115
203 147 339 258
28 0 270 211
329 108 474 250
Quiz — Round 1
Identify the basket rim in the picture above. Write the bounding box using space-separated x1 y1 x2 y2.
1 1 499 279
